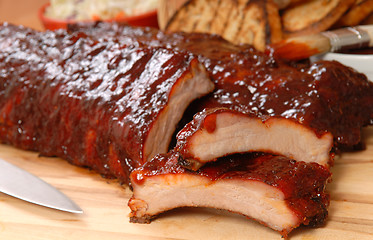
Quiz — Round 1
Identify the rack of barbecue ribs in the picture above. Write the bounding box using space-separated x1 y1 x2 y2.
66 22 373 150
1 22 373 237
0 23 214 183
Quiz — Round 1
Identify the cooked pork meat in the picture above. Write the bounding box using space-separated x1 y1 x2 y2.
0 23 214 183
129 152 331 237
175 108 333 170
69 22 373 150
0 23 371 237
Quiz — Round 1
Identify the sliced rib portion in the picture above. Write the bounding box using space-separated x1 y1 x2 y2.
142 61 214 162
68 22 373 150
175 108 333 170
0 23 214 183
129 152 331 237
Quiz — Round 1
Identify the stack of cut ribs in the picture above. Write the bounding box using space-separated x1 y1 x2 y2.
1 22 373 237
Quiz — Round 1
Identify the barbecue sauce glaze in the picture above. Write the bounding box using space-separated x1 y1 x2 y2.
1 22 373 185
132 151 331 230
68 22 373 149
0 23 201 183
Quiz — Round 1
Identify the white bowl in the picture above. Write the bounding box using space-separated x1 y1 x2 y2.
311 52 373 82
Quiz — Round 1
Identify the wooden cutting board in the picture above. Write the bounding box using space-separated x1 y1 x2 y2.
1 1 373 238
0 127 373 240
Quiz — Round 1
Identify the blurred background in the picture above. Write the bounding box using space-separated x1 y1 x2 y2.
0 0 163 31
0 0 49 30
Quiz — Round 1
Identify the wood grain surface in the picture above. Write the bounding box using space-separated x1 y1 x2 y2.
0 128 373 240
1 1 373 239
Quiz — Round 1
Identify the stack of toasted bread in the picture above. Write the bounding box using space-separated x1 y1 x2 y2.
158 0 373 51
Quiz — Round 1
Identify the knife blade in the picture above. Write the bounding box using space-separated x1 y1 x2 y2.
0 158 83 213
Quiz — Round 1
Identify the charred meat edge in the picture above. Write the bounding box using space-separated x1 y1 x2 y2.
175 108 333 170
129 153 331 237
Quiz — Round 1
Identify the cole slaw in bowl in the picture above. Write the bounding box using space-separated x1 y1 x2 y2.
39 0 159 30
45 0 158 21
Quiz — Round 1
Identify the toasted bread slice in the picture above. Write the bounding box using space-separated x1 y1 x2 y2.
281 0 356 37
165 0 282 51
158 0 188 30
165 0 223 35
218 0 249 44
335 0 373 27
232 0 283 51
273 0 312 9
209 0 236 36
273 0 292 9
361 12 373 24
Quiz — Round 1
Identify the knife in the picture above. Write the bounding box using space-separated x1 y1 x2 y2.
0 158 83 213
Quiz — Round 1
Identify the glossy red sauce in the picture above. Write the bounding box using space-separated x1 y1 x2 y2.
1 22 373 187
69 22 373 149
175 108 261 160
132 151 331 227
203 113 217 133
0 23 198 183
